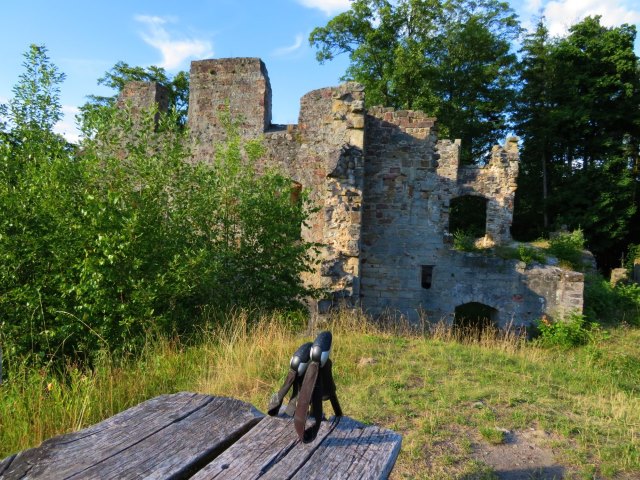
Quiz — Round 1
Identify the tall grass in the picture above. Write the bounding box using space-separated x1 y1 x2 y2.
1 310 638 478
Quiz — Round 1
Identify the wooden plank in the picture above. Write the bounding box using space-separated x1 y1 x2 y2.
0 393 263 480
0 455 15 476
193 416 401 480
291 417 402 480
191 415 338 479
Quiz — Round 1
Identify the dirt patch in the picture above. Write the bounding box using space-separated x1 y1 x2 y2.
473 428 566 479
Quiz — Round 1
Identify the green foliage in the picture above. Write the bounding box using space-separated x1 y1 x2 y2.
624 243 640 273
547 229 586 270
310 0 521 162
1 44 72 159
0 48 315 364
584 274 617 322
8 44 66 132
614 284 640 326
517 245 546 265
583 273 640 326
452 230 478 252
449 195 487 238
512 17 640 270
536 312 602 348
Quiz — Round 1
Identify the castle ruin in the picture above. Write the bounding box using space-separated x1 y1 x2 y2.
121 57 584 328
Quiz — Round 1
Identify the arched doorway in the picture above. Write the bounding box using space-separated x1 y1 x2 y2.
454 302 498 337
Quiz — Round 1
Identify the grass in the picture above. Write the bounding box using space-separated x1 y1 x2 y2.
1 310 639 479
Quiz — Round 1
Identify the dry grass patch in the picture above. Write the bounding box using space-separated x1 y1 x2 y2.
1 310 638 479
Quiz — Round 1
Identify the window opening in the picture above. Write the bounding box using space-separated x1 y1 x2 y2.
449 195 488 238
421 265 434 289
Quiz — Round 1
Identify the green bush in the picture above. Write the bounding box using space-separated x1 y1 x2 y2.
583 273 640 326
0 46 316 363
624 243 640 273
517 244 546 265
536 312 602 348
547 229 586 271
452 230 478 252
614 283 640 326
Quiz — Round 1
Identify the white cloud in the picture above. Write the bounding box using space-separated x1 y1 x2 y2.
272 34 305 57
135 15 213 70
53 105 81 144
296 0 352 16
536 0 640 37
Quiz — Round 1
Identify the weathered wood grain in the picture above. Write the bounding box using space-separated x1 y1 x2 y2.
291 417 402 480
193 415 401 480
1 393 401 479
0 392 263 480
0 455 15 476
191 415 338 479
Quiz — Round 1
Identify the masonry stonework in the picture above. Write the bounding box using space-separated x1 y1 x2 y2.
121 57 584 328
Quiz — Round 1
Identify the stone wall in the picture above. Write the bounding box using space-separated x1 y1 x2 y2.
457 139 519 244
360 108 441 316
360 106 528 322
117 81 169 126
186 58 365 308
417 255 583 327
119 56 584 327
261 84 366 308
188 58 272 163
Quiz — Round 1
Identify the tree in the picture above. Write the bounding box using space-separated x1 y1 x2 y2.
1 44 70 157
8 44 66 132
512 21 555 237
310 0 521 162
513 17 640 269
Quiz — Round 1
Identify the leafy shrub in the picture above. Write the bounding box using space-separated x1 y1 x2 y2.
614 283 640 326
517 245 546 265
583 274 617 322
583 273 640 326
452 230 478 252
624 243 640 273
536 312 602 348
547 229 586 271
0 47 316 363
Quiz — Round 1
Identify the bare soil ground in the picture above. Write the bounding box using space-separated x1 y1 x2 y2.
472 428 566 479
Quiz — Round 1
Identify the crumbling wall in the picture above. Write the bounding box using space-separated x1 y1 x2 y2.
119 57 584 327
456 139 519 244
360 108 441 315
188 58 272 162
418 255 583 327
359 106 577 323
261 84 366 309
186 58 364 309
117 81 169 126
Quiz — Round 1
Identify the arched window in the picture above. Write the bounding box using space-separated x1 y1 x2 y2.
449 195 488 238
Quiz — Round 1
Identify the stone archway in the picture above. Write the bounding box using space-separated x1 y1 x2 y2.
454 302 498 335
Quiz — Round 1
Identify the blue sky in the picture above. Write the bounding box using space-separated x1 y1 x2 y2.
1 0 639 143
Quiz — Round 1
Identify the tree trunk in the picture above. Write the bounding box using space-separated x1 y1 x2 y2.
542 150 549 230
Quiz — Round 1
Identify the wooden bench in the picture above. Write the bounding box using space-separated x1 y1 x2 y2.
0 392 401 479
